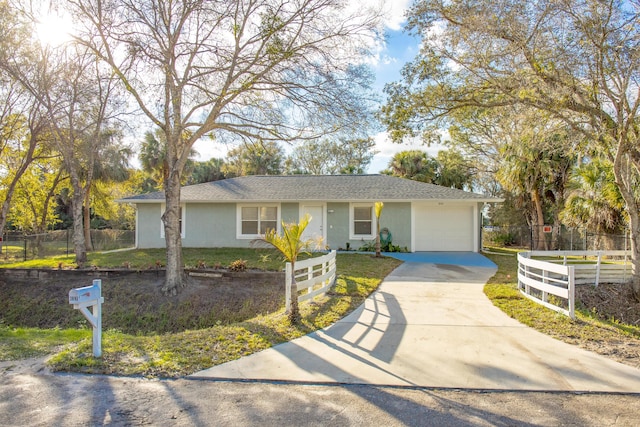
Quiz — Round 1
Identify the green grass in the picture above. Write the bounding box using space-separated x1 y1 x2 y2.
483 250 640 344
1 250 401 377
0 326 89 360
0 247 294 270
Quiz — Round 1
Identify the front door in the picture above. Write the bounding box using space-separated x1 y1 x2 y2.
301 205 324 246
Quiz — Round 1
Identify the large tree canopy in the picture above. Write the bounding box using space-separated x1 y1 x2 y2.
381 0 640 294
287 137 377 175
66 0 384 293
0 1 126 265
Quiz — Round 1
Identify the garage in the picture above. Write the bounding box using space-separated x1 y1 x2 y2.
413 203 476 251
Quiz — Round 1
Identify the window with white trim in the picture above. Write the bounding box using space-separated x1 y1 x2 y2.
238 205 278 238
160 204 185 238
350 204 375 239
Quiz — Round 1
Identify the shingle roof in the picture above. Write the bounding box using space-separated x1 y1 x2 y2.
121 174 500 203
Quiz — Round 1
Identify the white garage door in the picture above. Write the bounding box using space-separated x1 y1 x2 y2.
414 204 475 251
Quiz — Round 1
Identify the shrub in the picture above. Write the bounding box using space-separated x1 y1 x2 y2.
228 259 247 272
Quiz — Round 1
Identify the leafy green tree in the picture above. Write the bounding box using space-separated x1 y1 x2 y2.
139 130 197 189
9 158 65 232
287 137 377 175
381 0 640 296
434 150 473 190
224 141 284 177
187 158 227 185
384 149 475 190
0 4 52 249
81 134 132 250
383 150 438 183
561 158 627 249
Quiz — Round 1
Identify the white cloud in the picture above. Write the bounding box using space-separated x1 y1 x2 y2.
380 0 412 31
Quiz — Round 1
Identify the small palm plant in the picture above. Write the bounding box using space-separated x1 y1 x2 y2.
375 202 384 257
257 214 316 324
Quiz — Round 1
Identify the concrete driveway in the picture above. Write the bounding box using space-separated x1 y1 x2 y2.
193 252 640 392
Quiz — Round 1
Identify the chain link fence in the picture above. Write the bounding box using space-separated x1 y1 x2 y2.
483 225 631 252
1 229 135 262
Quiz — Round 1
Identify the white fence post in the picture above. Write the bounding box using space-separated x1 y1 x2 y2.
285 251 337 309
595 251 602 287
568 265 575 319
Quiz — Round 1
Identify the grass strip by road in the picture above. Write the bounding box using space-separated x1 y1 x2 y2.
483 248 640 359
1 250 401 377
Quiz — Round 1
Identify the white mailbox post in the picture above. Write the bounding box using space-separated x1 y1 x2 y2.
69 279 104 357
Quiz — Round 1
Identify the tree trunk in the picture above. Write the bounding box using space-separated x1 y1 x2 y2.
627 206 640 300
71 188 87 266
288 260 300 324
531 189 548 251
612 148 640 300
0 143 37 254
83 190 94 251
162 170 184 295
375 221 381 257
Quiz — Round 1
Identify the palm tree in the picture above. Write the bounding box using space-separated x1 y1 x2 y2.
139 130 197 188
258 214 315 324
375 202 384 257
561 159 626 249
385 150 437 183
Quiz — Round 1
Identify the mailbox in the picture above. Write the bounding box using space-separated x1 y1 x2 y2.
69 279 104 357
69 284 101 305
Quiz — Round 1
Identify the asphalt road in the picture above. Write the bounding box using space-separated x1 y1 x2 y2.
2 358 640 426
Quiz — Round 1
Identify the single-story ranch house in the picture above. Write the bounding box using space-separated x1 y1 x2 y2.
120 174 501 252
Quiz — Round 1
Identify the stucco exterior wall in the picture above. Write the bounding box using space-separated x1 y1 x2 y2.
184 203 236 247
136 204 163 248
324 202 411 251
378 202 412 250
135 200 455 251
281 203 300 223
136 202 304 249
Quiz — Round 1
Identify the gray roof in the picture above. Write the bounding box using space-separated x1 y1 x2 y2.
121 175 500 203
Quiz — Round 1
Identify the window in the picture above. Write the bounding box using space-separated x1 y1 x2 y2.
160 204 185 238
238 205 278 238
350 204 375 238
354 206 372 235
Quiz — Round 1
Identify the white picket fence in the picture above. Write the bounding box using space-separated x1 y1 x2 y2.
527 250 631 286
285 250 337 309
518 252 575 319
517 250 632 319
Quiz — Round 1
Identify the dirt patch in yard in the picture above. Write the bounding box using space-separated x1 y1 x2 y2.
573 282 640 368
0 270 284 334
577 282 640 326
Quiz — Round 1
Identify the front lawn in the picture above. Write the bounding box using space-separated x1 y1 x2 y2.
0 249 401 377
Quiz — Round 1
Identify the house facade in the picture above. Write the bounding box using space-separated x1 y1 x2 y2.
121 175 500 252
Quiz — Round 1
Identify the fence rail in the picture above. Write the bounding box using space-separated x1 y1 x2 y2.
527 250 631 286
517 250 633 319
518 252 575 319
285 250 337 309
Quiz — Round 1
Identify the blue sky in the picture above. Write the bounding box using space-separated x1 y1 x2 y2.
367 25 428 173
